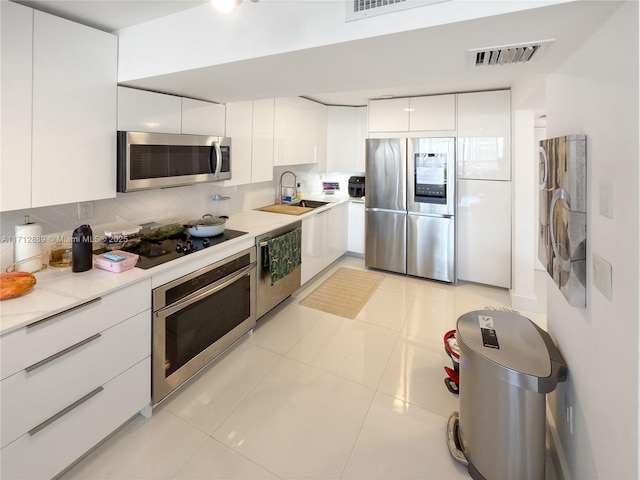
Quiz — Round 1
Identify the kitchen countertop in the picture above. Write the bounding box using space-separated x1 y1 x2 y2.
0 195 351 336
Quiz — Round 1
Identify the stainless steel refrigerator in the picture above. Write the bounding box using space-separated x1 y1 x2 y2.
365 137 456 283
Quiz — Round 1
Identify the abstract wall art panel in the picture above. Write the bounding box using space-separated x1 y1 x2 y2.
538 135 587 308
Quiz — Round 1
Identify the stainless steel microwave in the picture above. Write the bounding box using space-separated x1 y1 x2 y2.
117 131 231 192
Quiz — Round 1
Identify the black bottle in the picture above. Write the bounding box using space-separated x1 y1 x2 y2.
72 224 93 272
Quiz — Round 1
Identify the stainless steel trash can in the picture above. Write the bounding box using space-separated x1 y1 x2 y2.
448 310 567 480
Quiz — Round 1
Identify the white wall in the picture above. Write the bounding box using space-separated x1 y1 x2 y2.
117 1 563 81
510 109 537 311
544 2 639 478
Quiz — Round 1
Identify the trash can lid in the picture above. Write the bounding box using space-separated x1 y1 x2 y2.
456 310 565 385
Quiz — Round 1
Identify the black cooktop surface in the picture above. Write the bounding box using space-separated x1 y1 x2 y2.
103 228 248 270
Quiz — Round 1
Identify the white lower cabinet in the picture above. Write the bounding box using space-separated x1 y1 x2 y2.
0 358 150 480
347 202 365 255
301 213 325 285
457 179 511 288
301 203 348 285
325 202 348 265
0 279 152 479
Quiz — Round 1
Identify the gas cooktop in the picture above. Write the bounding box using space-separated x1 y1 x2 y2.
97 229 248 270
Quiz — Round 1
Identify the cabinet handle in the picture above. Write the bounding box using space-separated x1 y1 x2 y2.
26 297 102 330
24 333 102 373
28 386 104 436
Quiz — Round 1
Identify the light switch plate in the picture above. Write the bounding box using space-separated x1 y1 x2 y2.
599 182 614 219
592 254 613 300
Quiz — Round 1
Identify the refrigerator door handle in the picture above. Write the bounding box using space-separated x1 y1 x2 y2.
366 207 407 214
408 212 454 219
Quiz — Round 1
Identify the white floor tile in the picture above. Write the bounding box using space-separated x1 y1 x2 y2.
378 338 459 418
355 288 414 331
402 288 457 348
61 410 209 480
249 300 322 355
213 358 375 479
56 256 550 480
172 438 280 480
286 312 398 389
376 271 421 297
342 392 468 480
163 341 283 435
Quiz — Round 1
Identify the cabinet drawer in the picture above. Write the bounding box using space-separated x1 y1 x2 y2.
0 357 150 480
1 310 150 448
0 279 151 379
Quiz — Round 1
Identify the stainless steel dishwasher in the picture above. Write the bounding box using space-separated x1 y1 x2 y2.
256 221 302 319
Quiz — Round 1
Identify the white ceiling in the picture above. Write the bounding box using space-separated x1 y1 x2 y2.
15 0 208 32
13 1 622 107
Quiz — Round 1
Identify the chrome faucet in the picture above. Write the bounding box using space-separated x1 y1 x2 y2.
278 170 297 204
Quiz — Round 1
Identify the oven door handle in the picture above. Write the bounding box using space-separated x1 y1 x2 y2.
155 263 255 318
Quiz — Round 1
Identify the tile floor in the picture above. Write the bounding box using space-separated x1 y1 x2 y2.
60 256 551 480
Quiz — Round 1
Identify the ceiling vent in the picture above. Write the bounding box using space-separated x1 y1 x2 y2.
346 0 449 22
469 39 554 67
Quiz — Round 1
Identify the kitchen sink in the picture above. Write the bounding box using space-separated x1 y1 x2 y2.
255 199 330 215
298 199 329 208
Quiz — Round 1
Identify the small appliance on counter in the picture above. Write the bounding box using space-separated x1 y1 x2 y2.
348 176 365 198
72 224 93 272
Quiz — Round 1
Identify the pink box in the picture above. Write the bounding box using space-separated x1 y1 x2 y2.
93 250 139 273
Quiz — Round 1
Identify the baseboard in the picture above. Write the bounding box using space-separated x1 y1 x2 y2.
510 291 539 312
547 404 572 480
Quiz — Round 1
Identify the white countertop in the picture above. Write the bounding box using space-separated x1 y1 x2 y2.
0 196 351 336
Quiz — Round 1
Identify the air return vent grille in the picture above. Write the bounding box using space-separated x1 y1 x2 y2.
469 40 554 67
346 0 449 22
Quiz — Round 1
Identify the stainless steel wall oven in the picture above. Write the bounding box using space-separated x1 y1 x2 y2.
152 247 256 404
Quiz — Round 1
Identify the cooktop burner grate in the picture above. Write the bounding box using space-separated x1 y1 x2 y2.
96 228 248 270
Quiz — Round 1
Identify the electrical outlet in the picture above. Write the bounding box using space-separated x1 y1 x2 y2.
77 201 94 220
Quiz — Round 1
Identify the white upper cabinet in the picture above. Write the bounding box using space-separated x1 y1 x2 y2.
224 101 253 186
368 98 409 132
355 107 367 172
274 97 327 166
369 95 456 133
224 99 274 186
327 106 358 172
1 2 33 212
326 105 367 173
457 90 511 181
117 87 225 136
0 3 118 211
251 98 275 183
117 87 181 133
409 94 456 131
181 98 225 136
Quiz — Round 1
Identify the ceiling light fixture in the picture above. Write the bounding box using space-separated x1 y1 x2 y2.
212 0 238 14
211 0 258 14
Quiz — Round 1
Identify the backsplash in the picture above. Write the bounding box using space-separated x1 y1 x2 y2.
0 180 276 272
0 166 364 272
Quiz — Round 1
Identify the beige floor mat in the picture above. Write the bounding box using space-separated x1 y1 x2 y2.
299 267 385 319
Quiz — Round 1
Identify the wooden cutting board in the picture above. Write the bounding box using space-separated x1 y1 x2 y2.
256 204 314 215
